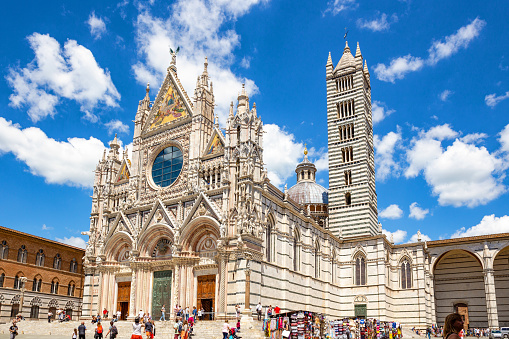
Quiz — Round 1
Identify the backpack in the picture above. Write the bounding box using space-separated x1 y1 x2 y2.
97 327 103 334
178 323 183 332
111 326 118 336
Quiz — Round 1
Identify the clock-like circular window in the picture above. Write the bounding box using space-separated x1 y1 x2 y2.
152 146 183 187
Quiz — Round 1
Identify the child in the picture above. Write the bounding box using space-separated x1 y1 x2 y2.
72 328 77 339
236 319 241 332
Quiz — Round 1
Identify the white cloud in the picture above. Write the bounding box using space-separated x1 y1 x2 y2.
373 55 424 83
105 119 130 135
87 12 107 39
485 91 509 108
439 90 453 101
313 151 329 172
409 202 429 220
374 129 401 181
356 13 397 32
324 0 357 15
132 0 265 125
451 214 509 238
56 236 87 249
382 228 407 244
42 224 53 231
375 18 486 82
409 232 431 243
0 117 106 188
372 100 395 124
499 124 509 153
459 133 487 144
240 56 251 69
427 17 486 65
379 204 403 219
263 124 304 187
6 33 120 122
405 124 506 207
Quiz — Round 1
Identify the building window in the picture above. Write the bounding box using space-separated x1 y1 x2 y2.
14 275 22 289
345 192 352 205
266 223 272 262
50 280 59 294
32 278 42 292
344 170 352 185
0 273 4 287
69 259 78 273
315 241 320 278
293 232 300 271
35 249 45 267
53 254 62 270
401 260 412 289
355 256 366 285
152 146 183 188
237 126 241 145
67 283 75 296
331 250 336 284
1 241 8 259
30 305 39 319
17 245 27 263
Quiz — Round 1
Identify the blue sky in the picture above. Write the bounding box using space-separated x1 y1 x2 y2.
1 0 509 247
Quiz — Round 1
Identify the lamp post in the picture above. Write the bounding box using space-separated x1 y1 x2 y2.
19 277 27 317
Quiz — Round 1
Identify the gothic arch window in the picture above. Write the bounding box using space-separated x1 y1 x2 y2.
315 240 320 278
35 250 45 267
0 272 4 287
1 241 8 259
266 221 273 262
69 259 78 273
293 229 300 272
401 259 412 289
17 245 27 263
237 126 241 146
355 255 366 286
67 281 75 296
345 192 352 206
53 254 61 270
50 279 59 294
14 274 24 289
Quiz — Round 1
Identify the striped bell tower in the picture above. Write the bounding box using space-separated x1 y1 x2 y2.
326 41 378 238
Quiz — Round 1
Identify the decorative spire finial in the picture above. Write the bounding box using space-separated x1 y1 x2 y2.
146 82 150 94
304 143 308 156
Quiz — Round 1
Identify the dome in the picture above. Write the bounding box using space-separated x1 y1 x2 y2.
288 181 328 205
287 145 329 205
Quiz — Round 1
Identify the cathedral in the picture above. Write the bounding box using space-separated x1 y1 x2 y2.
82 42 509 329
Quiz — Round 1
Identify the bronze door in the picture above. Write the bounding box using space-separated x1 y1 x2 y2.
151 271 172 320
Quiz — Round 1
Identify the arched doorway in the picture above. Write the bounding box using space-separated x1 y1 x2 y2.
433 250 487 328
494 245 509 326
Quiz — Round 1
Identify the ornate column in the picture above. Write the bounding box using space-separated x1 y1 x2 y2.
483 267 499 328
173 264 180 308
218 254 228 315
128 267 137 320
430 274 436 324
244 268 251 311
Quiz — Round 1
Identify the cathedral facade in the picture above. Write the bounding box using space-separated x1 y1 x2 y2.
82 43 509 329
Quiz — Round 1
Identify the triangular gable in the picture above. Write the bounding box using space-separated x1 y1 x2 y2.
106 212 135 239
203 128 225 158
143 70 193 134
140 199 178 234
182 192 223 226
115 159 131 183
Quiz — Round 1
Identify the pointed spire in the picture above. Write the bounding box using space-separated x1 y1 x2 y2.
364 59 369 73
110 134 119 149
326 52 333 66
203 57 209 76
343 40 351 54
141 82 151 110
214 114 219 128
210 81 213 94
355 42 362 58
252 102 257 118
229 101 234 119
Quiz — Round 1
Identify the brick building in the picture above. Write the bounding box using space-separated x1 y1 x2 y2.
0 226 84 321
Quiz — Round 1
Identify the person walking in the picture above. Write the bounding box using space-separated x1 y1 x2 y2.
256 302 262 321
95 322 104 339
145 318 154 339
222 320 230 339
105 321 118 339
78 322 86 339
131 317 144 339
48 310 53 323
160 305 166 322
442 314 464 339
173 318 181 339
72 328 78 339
9 320 18 339
192 306 197 321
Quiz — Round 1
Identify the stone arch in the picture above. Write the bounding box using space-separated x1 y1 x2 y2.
65 300 75 310
138 223 175 258
180 216 221 253
0 294 4 303
351 245 367 261
433 249 487 327
430 248 484 275
30 297 42 306
493 244 509 326
11 295 20 304
48 299 59 308
104 231 134 262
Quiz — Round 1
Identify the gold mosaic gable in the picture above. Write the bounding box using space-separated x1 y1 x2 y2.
148 74 190 131
117 161 130 182
206 133 224 156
